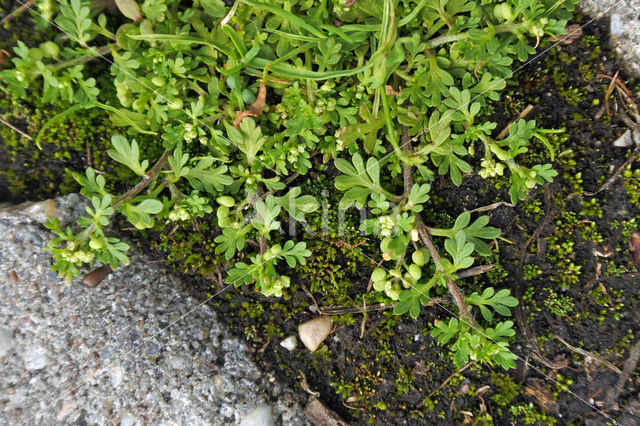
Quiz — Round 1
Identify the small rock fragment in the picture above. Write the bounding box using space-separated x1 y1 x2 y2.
22 199 58 224
23 345 49 370
82 265 112 288
240 404 274 426
56 400 78 421
610 14 622 36
280 335 297 351
120 414 135 426
304 397 348 426
165 355 191 371
298 317 333 352
613 130 635 148
110 366 124 387
0 328 14 357
9 270 19 284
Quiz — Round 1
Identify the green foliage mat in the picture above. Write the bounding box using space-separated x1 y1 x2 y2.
6 1 640 424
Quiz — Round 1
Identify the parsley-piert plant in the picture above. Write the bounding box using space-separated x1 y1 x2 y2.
1 0 577 369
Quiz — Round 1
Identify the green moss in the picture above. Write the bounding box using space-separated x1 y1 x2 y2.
523 264 542 280
490 372 520 406
543 289 573 318
0 94 132 201
395 365 415 396
552 373 573 399
623 168 640 208
510 403 556 425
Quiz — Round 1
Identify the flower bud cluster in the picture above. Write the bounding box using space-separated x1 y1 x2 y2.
168 205 190 222
287 144 306 163
479 157 505 178
379 215 395 237
183 123 197 142
60 243 95 264
313 98 337 115
263 276 291 297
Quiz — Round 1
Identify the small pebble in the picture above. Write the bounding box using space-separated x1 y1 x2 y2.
120 414 135 426
56 400 78 421
22 345 49 370
298 317 333 352
613 129 634 148
110 366 124 387
0 328 14 357
82 265 112 288
9 270 19 284
146 341 160 356
610 13 622 36
240 404 274 426
279 336 297 351
22 199 58 224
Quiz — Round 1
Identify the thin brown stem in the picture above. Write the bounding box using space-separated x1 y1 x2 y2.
584 141 640 197
427 361 473 398
496 104 535 140
605 339 640 406
258 235 267 256
1 0 34 24
113 150 171 210
417 223 476 326
0 116 32 140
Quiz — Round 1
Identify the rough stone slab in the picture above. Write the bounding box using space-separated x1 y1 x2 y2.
579 0 640 77
0 195 308 425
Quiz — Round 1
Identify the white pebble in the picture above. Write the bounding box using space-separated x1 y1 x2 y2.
279 335 297 351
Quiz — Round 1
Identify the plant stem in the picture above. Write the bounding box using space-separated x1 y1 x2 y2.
424 22 527 50
379 87 397 144
417 223 476 326
50 45 114 72
401 126 412 197
0 0 34 24
113 150 171 210
258 235 267 256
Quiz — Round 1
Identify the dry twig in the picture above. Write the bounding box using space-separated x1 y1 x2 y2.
298 370 320 397
456 264 495 279
496 104 535 140
466 201 514 214
584 142 640 196
1 0 35 24
0 116 33 140
428 362 473 398
555 335 621 374
605 339 640 407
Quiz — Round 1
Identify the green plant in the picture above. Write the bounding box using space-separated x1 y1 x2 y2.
1 0 577 369
510 402 557 425
490 372 520 405
523 264 542 280
543 289 573 317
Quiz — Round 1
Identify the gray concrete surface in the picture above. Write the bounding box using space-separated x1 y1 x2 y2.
579 0 640 76
0 195 306 425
